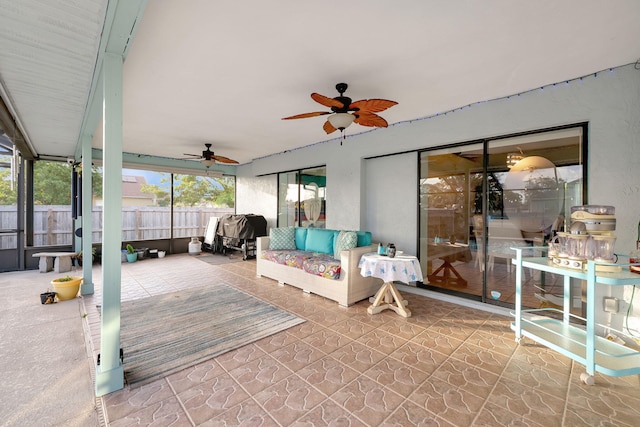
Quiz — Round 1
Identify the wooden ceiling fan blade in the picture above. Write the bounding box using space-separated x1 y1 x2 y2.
349 99 398 113
323 120 337 134
354 112 389 128
282 111 330 120
212 155 239 164
311 92 345 109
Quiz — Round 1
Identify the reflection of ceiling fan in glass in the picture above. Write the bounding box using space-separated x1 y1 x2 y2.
504 155 560 233
182 143 239 168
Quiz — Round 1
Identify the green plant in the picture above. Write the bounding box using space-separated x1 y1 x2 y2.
76 247 96 263
53 275 74 282
126 244 135 254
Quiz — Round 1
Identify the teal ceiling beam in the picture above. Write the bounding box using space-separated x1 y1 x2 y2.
75 0 148 159
90 148 238 176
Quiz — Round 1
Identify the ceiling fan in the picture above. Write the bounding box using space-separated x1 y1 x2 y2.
182 143 239 167
282 83 398 143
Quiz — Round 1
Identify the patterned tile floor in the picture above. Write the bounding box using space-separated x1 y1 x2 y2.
80 253 640 426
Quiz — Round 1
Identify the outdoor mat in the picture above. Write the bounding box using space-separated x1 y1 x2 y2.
119 284 305 386
194 252 245 266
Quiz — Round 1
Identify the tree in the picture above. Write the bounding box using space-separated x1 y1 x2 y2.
169 174 235 207
213 177 235 208
173 175 208 206
140 183 170 206
0 162 17 205
33 161 72 205
86 165 103 199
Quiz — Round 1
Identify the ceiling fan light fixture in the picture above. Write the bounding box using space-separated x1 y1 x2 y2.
506 147 524 168
506 152 524 168
327 113 355 130
200 158 214 168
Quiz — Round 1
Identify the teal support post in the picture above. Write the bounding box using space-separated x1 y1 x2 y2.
585 260 596 377
81 133 94 295
95 52 124 396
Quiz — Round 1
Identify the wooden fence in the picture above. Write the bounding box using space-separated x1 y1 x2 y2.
0 205 234 249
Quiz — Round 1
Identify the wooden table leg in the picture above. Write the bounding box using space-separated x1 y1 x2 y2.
427 259 467 287
367 282 411 318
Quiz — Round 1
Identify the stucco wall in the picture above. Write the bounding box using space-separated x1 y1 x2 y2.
235 174 277 231
239 64 639 252
236 63 640 328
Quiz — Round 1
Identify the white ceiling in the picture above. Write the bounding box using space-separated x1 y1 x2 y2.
1 0 640 165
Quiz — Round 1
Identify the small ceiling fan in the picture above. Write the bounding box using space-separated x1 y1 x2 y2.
182 143 239 167
282 83 398 143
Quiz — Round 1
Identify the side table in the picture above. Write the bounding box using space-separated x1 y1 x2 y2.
358 252 423 318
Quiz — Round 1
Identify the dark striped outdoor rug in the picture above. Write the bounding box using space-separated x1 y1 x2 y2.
119 284 305 386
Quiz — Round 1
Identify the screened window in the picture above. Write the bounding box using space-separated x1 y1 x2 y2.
90 167 235 242
33 160 73 246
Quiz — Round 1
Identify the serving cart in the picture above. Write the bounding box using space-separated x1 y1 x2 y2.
511 247 640 385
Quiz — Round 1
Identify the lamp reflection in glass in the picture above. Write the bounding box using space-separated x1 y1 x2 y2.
504 155 560 235
506 147 524 168
509 156 558 181
506 152 523 168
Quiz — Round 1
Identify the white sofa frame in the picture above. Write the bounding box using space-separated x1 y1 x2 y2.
256 236 381 307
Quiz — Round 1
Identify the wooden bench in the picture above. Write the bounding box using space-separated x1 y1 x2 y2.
32 252 78 273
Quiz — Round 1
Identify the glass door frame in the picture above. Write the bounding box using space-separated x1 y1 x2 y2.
0 146 24 272
277 165 327 228
417 123 588 307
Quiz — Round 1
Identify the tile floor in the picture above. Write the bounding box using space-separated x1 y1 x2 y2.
80 253 640 426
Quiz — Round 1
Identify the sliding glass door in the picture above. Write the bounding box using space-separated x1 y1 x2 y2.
419 143 484 298
419 126 585 308
278 166 326 228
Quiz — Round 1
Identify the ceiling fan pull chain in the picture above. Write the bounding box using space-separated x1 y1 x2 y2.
340 130 345 145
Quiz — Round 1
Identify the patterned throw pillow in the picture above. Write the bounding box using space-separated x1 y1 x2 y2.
269 227 296 250
334 230 358 259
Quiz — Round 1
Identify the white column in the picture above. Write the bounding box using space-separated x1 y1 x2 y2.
95 52 124 396
81 133 94 295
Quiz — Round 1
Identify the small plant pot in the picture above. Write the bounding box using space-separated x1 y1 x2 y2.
126 252 138 263
51 277 82 301
40 291 56 304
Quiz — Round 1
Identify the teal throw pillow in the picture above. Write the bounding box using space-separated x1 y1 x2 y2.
356 231 372 247
334 230 358 259
269 227 296 250
294 227 308 249
305 228 335 254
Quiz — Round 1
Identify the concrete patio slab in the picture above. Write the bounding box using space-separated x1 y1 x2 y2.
0 269 101 427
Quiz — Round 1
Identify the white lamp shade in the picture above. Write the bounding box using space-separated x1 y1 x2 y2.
509 155 555 172
505 155 558 189
503 155 560 233
200 158 214 168
327 113 355 130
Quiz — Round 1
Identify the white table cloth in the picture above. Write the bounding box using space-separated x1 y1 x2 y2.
358 252 423 284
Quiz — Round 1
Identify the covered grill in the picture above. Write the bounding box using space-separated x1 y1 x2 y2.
216 214 267 259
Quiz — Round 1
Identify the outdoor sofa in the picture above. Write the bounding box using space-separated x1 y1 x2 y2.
256 227 380 306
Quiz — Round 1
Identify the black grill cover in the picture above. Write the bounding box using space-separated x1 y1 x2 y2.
217 214 267 240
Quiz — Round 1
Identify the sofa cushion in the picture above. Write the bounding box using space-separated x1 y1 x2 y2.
261 249 310 269
334 230 358 259
269 227 296 250
294 227 308 250
355 231 372 247
302 254 342 280
304 228 335 254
